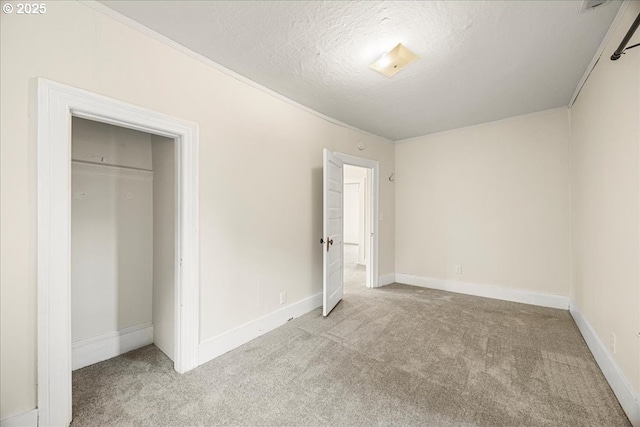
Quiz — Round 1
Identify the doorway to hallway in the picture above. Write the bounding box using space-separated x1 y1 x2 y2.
321 150 379 316
343 164 370 293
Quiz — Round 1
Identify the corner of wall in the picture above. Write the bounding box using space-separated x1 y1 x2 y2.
570 300 640 426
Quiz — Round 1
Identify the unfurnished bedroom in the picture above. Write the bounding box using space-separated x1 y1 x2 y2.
1 1 639 426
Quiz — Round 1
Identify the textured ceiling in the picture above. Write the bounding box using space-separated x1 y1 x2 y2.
101 1 622 140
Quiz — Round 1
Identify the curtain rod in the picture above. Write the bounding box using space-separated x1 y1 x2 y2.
611 12 640 60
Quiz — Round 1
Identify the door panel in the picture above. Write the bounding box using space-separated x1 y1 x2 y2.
323 149 344 316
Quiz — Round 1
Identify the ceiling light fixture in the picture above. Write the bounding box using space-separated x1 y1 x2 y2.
369 43 419 78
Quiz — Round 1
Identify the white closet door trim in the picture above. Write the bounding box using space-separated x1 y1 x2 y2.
37 78 200 427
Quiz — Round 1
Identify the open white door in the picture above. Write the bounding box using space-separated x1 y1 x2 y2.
323 149 344 316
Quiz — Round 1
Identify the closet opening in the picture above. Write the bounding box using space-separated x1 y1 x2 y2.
37 79 200 426
71 117 176 370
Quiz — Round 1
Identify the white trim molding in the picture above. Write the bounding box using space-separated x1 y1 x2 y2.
37 79 200 427
78 0 391 145
395 273 570 310
0 410 38 427
199 293 322 365
72 323 154 371
378 273 396 287
570 301 640 426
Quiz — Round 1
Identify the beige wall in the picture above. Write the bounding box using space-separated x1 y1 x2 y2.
72 117 154 169
344 164 368 182
570 1 640 395
71 118 154 345
395 108 571 296
0 1 394 419
151 135 175 360
343 165 367 246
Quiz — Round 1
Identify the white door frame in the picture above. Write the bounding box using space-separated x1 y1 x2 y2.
335 152 379 288
36 79 200 427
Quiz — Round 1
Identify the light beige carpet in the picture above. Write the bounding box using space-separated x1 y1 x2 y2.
72 265 630 426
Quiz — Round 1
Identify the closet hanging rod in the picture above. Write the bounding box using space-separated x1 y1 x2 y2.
71 159 153 172
611 12 640 60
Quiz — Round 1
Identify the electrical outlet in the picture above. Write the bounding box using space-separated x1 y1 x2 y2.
455 265 462 274
610 332 616 354
279 291 287 305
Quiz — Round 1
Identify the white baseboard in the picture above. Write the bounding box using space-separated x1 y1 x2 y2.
377 273 396 287
72 322 154 370
199 292 322 365
0 409 37 427
570 301 640 427
395 273 570 310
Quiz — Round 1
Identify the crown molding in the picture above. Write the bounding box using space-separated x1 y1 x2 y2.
78 1 391 144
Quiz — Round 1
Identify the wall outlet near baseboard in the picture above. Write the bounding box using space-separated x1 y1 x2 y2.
610 332 616 354
279 291 287 305
455 265 462 274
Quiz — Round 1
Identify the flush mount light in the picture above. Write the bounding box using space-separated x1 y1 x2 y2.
369 43 419 77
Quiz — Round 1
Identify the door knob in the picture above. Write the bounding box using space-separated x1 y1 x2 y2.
326 238 333 252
